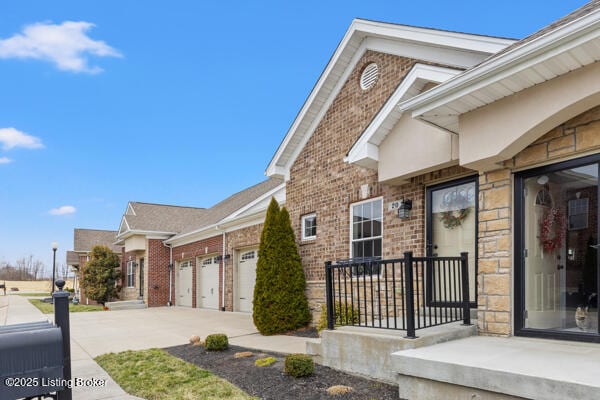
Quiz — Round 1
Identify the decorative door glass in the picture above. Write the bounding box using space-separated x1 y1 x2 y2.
428 178 477 303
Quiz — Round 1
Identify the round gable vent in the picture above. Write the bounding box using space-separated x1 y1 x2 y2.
360 63 379 90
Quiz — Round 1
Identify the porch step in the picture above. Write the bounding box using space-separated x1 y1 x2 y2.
105 300 147 311
391 336 600 400
306 321 476 384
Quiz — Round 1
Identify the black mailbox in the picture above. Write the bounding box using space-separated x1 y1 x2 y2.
0 321 64 400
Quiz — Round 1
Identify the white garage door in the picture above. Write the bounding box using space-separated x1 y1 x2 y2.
237 249 258 313
197 256 219 309
177 260 193 307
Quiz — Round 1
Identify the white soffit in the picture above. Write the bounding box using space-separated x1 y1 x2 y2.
402 8 600 132
345 64 461 169
265 19 514 179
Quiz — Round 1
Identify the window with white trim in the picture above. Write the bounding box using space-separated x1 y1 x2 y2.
350 198 382 274
301 213 317 240
126 260 136 288
241 251 255 260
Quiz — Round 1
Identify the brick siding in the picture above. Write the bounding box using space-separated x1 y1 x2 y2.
172 235 223 308
285 50 469 321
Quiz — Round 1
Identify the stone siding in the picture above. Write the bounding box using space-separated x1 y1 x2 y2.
478 104 600 336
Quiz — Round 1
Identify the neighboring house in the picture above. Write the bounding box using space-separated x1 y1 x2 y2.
115 202 207 306
266 19 514 318
165 177 284 311
66 228 121 305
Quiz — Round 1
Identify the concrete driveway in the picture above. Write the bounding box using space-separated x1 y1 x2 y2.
69 306 308 358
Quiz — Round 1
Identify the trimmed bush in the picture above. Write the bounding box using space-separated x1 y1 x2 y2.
254 356 277 367
284 354 314 378
316 303 360 332
204 334 228 351
81 245 121 305
253 198 311 335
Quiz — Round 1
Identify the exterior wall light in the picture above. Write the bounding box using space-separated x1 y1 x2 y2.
398 199 412 219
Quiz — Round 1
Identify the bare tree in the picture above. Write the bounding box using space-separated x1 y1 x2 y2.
59 262 70 280
3 256 47 280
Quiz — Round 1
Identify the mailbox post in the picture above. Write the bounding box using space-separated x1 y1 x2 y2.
53 279 72 400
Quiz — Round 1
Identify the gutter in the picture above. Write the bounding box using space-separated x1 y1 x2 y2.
400 8 600 119
215 225 227 312
162 241 173 306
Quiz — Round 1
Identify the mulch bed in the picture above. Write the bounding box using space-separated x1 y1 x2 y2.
166 344 398 400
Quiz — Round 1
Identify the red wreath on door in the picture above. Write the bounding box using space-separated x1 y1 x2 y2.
540 207 566 253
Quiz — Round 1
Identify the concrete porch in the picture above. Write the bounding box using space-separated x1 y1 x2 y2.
392 335 600 400
306 321 477 383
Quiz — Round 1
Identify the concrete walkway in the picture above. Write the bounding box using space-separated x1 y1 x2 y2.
2 295 310 399
2 295 143 400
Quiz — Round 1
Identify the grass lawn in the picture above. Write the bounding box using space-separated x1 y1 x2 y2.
15 292 51 297
28 299 104 314
95 349 256 400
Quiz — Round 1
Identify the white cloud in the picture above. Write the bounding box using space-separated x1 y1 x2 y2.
0 21 122 73
0 157 12 164
49 205 77 215
0 127 44 150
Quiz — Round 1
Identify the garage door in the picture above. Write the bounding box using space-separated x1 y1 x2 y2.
237 249 258 313
177 260 193 307
197 256 219 309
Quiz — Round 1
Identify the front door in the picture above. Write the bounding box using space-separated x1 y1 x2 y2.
515 155 599 341
426 176 478 305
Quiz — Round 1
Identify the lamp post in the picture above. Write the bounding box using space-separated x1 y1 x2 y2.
51 241 58 295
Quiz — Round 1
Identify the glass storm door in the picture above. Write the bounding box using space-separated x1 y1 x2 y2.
516 157 599 341
426 177 478 305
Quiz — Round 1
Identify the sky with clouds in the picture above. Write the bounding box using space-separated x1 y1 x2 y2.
0 0 588 273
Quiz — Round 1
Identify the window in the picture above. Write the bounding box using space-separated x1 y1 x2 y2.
201 258 213 266
568 198 588 230
350 198 382 274
241 251 255 260
301 213 317 240
126 260 135 288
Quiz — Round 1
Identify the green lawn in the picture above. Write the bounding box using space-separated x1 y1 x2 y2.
95 349 256 400
28 299 104 314
16 292 51 297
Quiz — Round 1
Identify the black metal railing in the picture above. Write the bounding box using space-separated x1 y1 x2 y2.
325 251 471 338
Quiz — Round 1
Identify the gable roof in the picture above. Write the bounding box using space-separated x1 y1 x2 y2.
265 18 514 180
166 177 284 243
345 63 461 169
73 228 120 253
401 0 600 131
118 202 207 238
66 251 80 266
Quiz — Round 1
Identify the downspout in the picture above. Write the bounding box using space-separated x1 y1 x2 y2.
216 225 226 311
163 241 173 306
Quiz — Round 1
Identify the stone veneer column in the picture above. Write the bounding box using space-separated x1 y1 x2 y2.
478 169 512 336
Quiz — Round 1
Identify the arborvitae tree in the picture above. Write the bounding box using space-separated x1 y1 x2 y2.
81 245 121 305
253 198 311 334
